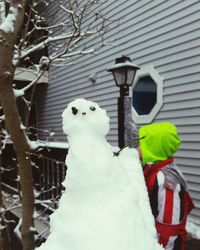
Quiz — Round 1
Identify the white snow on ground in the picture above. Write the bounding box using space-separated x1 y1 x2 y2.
39 98 164 250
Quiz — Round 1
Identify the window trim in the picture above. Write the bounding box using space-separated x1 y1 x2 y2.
131 66 163 124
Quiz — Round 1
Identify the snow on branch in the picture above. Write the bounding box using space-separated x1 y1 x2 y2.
33 21 70 31
19 26 104 61
14 218 22 240
10 1 108 110
59 5 74 15
19 32 77 59
16 0 107 61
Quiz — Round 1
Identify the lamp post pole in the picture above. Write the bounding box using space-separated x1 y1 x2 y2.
107 55 140 148
118 85 129 147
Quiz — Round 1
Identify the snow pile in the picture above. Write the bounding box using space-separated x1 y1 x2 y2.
39 98 163 250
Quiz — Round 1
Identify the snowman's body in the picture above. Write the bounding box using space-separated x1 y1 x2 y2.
39 99 163 250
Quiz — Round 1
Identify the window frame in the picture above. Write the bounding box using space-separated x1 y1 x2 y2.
131 66 163 124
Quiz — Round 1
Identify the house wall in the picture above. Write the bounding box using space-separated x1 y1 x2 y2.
37 0 200 224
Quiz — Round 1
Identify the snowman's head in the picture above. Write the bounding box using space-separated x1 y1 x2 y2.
62 99 110 137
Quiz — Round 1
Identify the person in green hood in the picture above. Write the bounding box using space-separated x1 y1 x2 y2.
138 122 194 250
139 122 181 165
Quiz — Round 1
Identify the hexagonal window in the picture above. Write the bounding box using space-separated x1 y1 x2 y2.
132 66 163 124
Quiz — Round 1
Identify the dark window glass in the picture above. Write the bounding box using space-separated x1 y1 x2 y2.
132 76 157 115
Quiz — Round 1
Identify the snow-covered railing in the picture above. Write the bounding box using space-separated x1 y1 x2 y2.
34 153 66 208
1 144 67 212
29 150 67 210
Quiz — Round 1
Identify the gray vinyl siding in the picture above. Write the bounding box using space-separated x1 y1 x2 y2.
37 0 200 224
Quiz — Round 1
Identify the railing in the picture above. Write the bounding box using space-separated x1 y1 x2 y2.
31 150 67 211
1 144 67 212
1 144 68 247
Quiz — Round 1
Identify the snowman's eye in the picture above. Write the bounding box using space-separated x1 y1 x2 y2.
72 107 78 115
90 106 96 111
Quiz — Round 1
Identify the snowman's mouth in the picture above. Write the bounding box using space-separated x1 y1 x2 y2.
82 112 86 115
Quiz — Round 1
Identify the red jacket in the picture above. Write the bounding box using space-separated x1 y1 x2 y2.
144 158 195 250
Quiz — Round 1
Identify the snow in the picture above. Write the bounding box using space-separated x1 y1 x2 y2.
186 220 200 239
20 33 77 60
0 6 18 33
27 140 69 149
39 98 163 250
0 2 5 22
13 88 25 97
29 226 37 233
14 218 22 240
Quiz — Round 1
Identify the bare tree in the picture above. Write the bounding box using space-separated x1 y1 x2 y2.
0 0 107 249
0 1 34 249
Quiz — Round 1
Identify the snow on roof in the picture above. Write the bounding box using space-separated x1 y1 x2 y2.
14 67 48 83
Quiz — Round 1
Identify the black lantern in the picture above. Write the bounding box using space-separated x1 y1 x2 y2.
107 55 140 88
107 55 140 148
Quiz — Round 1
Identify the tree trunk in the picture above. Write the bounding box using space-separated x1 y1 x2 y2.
0 1 35 249
0 77 35 250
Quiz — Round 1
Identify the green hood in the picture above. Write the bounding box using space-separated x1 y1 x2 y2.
139 122 181 165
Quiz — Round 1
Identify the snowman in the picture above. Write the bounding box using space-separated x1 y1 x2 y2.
39 98 163 250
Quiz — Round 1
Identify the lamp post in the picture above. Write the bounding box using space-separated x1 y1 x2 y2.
107 55 140 148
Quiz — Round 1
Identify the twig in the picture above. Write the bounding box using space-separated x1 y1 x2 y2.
113 136 146 157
